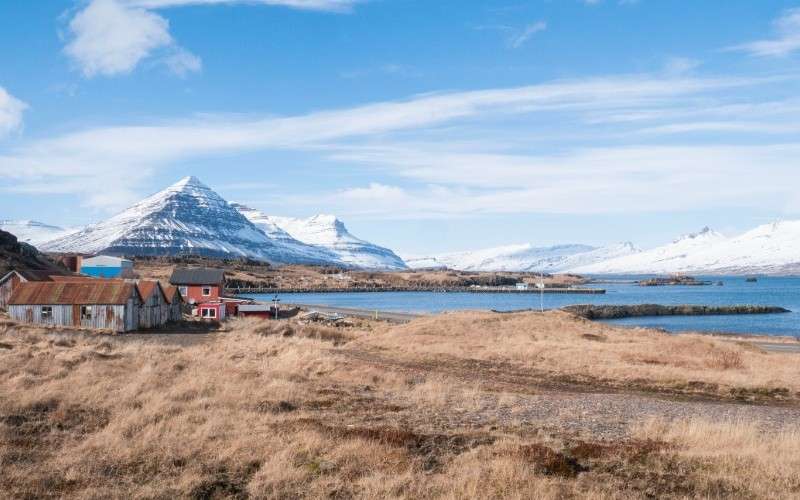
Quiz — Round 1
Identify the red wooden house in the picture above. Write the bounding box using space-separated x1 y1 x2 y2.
168 268 225 305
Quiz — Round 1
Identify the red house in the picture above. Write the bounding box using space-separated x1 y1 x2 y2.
168 268 225 305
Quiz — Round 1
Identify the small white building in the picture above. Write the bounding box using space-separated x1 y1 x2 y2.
515 283 529 291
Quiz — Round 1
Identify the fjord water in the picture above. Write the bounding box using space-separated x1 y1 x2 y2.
247 276 800 337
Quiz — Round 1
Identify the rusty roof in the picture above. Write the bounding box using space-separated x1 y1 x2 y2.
162 285 182 304
49 275 97 281
136 280 162 300
9 281 140 306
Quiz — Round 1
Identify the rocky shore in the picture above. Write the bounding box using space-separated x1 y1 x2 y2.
563 304 790 320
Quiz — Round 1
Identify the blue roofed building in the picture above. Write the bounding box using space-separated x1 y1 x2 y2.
80 255 134 278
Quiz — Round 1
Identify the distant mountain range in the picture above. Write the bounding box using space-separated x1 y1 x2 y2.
573 223 800 275
6 176 800 274
405 242 640 273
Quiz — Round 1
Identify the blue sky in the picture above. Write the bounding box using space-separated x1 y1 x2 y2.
1 0 800 254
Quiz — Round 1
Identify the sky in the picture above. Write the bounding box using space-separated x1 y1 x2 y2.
1 0 800 255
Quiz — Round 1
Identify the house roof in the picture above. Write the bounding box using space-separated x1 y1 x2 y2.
238 304 272 312
169 268 225 286
162 285 183 304
136 280 167 302
9 281 140 306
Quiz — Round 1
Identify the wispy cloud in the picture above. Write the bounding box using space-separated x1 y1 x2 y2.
127 0 361 11
509 21 547 49
0 87 27 138
475 21 547 49
0 73 787 211
64 0 359 78
727 8 800 57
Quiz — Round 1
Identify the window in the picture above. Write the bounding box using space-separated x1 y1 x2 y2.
179 286 188 296
202 287 212 296
41 306 53 320
201 308 216 319
81 306 93 321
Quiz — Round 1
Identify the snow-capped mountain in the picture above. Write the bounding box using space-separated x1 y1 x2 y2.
235 206 406 270
41 176 339 266
0 220 77 246
407 242 640 273
572 223 800 275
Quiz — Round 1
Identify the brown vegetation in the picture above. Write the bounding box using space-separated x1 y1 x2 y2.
1 311 799 498
132 258 587 291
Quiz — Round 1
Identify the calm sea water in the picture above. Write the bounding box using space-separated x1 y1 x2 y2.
244 276 800 337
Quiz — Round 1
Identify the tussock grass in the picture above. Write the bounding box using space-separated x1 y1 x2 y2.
359 310 800 399
1 314 799 498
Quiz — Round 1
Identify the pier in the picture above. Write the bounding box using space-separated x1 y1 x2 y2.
229 286 606 295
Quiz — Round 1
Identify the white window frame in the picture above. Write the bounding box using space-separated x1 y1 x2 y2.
202 286 212 297
201 307 216 319
179 286 188 297
80 305 93 320
41 306 53 320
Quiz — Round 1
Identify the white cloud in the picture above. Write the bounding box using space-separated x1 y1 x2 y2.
0 73 795 212
0 87 27 138
728 8 800 57
65 0 176 77
509 21 547 49
127 0 360 11
64 0 357 78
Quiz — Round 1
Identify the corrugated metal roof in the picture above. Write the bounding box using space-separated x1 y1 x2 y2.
9 281 139 306
136 280 165 301
162 285 182 304
169 268 225 286
49 275 96 282
238 304 271 312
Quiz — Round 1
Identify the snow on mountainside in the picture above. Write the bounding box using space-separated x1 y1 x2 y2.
228 203 342 264
407 242 639 272
236 207 406 270
572 223 800 275
0 220 77 246
41 177 338 266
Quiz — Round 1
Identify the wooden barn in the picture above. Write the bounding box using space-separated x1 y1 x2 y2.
8 281 142 333
0 270 70 310
0 270 25 311
136 281 170 329
163 285 184 322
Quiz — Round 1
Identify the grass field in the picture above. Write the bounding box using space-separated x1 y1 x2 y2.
1 311 799 498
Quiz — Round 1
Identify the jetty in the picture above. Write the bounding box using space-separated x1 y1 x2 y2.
563 304 790 320
229 286 605 295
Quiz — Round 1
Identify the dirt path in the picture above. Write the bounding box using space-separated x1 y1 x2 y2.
334 347 800 440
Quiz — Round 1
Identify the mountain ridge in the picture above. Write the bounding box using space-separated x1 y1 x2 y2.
235 205 407 270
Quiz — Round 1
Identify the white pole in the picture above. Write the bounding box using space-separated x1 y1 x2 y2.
540 271 544 313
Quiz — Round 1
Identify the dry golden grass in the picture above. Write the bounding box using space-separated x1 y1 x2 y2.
1 314 799 498
359 310 800 400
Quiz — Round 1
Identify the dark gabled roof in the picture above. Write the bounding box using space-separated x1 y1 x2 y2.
169 268 225 286
9 281 140 306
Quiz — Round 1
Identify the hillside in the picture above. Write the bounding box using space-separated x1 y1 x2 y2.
0 229 66 277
